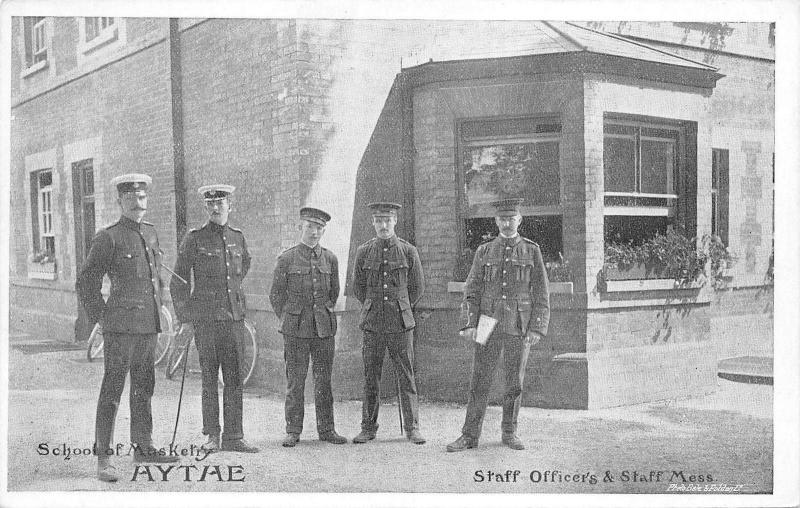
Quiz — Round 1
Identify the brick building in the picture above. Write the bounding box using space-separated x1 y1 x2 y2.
9 19 774 408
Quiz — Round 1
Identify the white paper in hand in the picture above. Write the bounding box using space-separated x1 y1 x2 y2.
474 314 498 345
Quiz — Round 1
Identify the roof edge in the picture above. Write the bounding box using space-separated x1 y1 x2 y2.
563 21 720 72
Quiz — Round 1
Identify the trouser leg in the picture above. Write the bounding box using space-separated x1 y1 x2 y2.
501 334 531 435
95 333 133 453
283 334 310 435
219 320 244 442
461 330 503 440
128 333 156 445
195 321 221 438
386 330 420 432
310 336 335 434
360 331 386 432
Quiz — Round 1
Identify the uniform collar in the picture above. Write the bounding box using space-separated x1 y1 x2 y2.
496 234 521 247
205 221 227 234
300 242 322 258
119 215 142 231
378 235 399 248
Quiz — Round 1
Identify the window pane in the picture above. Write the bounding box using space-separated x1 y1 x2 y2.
604 216 671 247
85 18 98 41
39 171 52 187
604 135 636 192
640 138 674 194
463 142 559 211
83 165 94 195
465 215 563 262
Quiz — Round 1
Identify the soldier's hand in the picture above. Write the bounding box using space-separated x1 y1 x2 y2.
459 327 477 343
525 330 543 346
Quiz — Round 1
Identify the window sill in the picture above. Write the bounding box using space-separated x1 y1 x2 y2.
447 281 574 294
79 27 119 55
21 60 48 78
604 278 702 292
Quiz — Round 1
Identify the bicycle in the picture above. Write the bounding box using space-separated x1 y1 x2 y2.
164 319 258 387
86 305 175 364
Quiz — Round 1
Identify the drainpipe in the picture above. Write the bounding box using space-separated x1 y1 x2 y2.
398 72 415 244
168 18 186 245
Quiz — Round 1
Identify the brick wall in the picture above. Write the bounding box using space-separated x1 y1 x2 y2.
412 75 585 309
10 19 176 339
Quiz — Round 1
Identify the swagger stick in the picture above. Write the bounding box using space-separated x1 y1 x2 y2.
394 366 404 434
171 325 192 446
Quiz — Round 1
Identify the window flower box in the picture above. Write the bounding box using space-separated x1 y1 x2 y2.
27 260 57 280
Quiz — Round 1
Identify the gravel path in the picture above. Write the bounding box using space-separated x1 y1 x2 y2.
7 342 772 494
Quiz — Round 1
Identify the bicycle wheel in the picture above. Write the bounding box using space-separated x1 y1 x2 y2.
218 319 259 387
86 324 104 362
154 306 174 366
165 326 193 380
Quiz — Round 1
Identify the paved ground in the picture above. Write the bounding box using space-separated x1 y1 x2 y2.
6 331 773 495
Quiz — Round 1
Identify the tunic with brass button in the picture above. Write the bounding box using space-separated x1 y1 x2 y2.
459 235 550 440
270 243 339 436
170 221 251 442
352 235 424 433
76 216 165 452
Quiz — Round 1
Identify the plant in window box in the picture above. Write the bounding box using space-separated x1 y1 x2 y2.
28 249 57 279
546 253 573 294
603 228 734 289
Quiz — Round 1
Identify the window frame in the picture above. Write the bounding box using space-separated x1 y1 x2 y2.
20 16 50 77
457 114 562 220
33 169 56 257
455 114 564 265
77 16 125 58
603 116 684 219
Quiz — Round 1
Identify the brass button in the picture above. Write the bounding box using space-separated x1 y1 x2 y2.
383 248 388 251
383 284 388 289
502 295 507 299
383 296 388 301
502 282 507 286
383 260 388 264
383 272 388 276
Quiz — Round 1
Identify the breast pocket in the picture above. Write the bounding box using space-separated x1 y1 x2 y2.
287 265 311 287
197 247 224 276
388 260 408 286
112 249 140 278
512 259 534 282
362 262 381 286
316 264 332 289
483 260 500 282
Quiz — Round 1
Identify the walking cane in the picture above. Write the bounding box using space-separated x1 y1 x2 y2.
171 324 192 446
394 366 404 435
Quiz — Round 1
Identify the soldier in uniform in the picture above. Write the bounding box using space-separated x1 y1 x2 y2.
351 202 426 445
269 207 347 447
77 173 179 483
446 198 550 452
170 184 259 454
